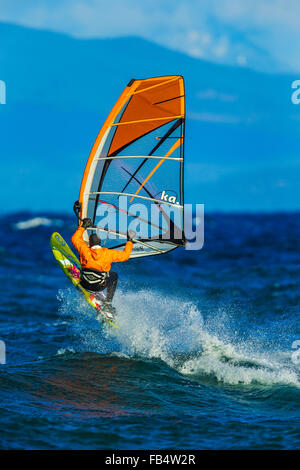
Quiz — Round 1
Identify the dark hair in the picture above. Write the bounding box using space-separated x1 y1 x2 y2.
89 233 101 247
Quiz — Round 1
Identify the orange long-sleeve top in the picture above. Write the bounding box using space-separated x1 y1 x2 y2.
71 226 133 272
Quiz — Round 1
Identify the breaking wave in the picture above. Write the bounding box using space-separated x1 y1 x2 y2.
57 288 300 389
14 217 64 230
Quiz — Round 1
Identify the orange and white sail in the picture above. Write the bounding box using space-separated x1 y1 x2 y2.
78 76 185 258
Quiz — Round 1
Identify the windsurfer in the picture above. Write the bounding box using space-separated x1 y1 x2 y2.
71 202 133 317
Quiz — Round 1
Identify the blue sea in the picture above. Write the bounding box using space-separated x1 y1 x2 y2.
0 212 299 450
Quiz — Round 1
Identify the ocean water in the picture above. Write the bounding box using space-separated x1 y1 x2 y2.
0 212 299 450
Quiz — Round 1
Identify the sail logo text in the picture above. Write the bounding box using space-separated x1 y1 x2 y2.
160 190 180 205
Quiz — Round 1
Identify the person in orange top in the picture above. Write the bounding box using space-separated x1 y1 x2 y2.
71 215 133 316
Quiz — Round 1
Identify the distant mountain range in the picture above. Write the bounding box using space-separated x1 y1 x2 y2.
0 22 299 212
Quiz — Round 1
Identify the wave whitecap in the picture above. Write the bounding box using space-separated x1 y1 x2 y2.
58 288 300 389
14 217 64 230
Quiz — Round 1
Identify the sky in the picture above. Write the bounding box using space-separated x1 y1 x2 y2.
1 0 300 74
0 1 299 212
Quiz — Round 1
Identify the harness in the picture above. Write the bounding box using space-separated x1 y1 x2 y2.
80 268 108 292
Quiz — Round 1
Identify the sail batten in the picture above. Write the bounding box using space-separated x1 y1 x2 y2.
95 156 183 161
111 115 183 126
86 191 184 209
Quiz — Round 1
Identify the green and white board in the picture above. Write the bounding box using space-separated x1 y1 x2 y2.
50 232 118 328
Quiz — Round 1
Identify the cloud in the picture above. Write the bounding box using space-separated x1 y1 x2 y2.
1 0 300 72
196 89 238 102
237 55 247 66
186 162 236 183
189 112 240 124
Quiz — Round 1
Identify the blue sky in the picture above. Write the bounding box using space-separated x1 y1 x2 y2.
1 0 300 73
0 3 299 212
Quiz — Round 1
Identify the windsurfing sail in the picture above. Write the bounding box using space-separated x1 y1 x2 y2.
77 75 185 258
